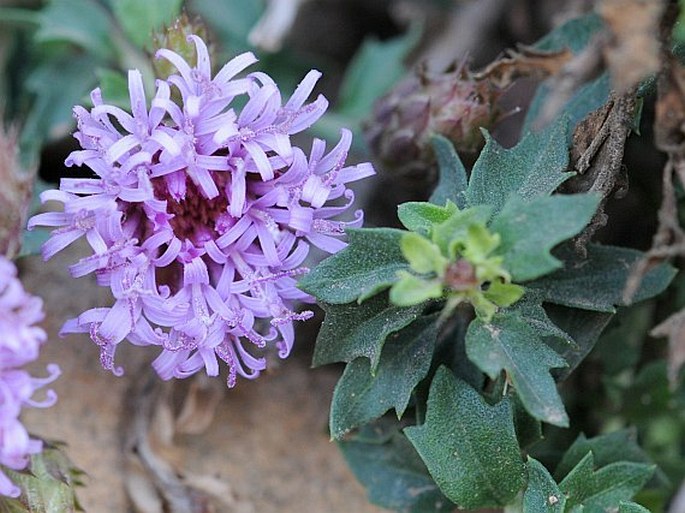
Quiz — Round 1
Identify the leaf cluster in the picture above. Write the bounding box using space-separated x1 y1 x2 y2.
300 18 676 504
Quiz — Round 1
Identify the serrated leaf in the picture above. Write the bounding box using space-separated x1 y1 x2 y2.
491 193 600 282
559 452 654 513
35 0 115 59
314 293 424 370
507 295 573 342
523 458 566 513
404 368 526 509
466 312 569 426
542 305 613 379
482 280 524 308
554 430 667 487
330 315 439 439
618 501 651 512
299 228 408 304
339 428 454 513
397 202 456 235
528 244 677 313
112 0 183 48
429 135 468 208
0 444 83 513
465 117 572 213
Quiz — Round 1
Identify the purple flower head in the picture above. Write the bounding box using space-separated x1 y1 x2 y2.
0 256 60 498
29 36 374 387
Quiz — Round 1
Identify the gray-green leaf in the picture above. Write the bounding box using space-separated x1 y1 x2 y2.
523 457 566 513
429 135 468 208
528 244 677 312
35 0 115 59
559 452 654 513
339 429 454 513
330 315 439 439
112 0 183 48
465 117 572 213
491 193 600 282
299 228 409 304
466 312 569 427
404 368 526 508
314 294 424 370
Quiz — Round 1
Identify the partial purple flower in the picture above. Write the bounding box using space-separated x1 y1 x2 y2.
29 36 374 387
0 256 60 498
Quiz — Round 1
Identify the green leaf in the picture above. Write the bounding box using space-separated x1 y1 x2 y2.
524 73 611 135
491 194 600 281
466 311 569 426
404 368 526 508
534 12 604 54
523 458 566 513
554 430 667 486
429 135 468 208
337 28 419 118
188 0 262 52
330 315 439 439
593 304 654 376
20 54 98 158
0 443 84 513
431 205 492 257
299 228 409 304
314 293 424 370
512 393 543 450
390 272 443 306
35 0 115 60
542 305 613 378
96 68 129 108
528 244 677 313
339 428 455 513
559 452 655 512
506 294 573 342
112 0 183 48
482 280 524 308
400 233 446 274
465 117 572 213
618 501 651 513
397 202 456 236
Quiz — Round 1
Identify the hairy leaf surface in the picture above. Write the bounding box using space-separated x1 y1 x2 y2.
404 368 526 508
299 228 408 304
339 428 454 513
465 118 572 213
429 135 468 208
491 194 599 281
314 294 423 370
466 312 569 426
330 315 439 439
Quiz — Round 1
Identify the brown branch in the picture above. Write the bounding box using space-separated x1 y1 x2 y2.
562 91 637 254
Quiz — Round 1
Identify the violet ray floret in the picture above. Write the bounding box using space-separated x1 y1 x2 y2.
29 36 374 387
0 256 60 498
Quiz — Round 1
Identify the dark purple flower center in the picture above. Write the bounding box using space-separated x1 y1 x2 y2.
152 173 229 245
